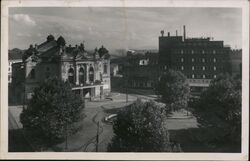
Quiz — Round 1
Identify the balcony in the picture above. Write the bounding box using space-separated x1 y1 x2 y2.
71 80 104 90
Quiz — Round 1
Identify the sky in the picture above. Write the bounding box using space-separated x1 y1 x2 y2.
9 7 242 51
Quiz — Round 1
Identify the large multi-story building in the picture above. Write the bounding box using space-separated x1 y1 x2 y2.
123 26 235 95
11 35 111 103
159 26 232 93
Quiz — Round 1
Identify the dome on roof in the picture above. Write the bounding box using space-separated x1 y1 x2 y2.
98 45 109 58
57 36 66 46
47 34 55 42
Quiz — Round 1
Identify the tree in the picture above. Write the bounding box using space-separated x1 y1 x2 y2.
156 69 190 111
192 74 241 146
20 77 84 149
108 99 177 152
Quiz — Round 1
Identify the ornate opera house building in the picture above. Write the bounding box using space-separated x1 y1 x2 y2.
11 35 111 103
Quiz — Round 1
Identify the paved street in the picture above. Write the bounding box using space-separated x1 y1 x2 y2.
51 92 139 152
8 91 198 152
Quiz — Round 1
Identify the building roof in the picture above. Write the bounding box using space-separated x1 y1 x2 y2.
39 45 60 58
23 35 110 62
37 40 58 53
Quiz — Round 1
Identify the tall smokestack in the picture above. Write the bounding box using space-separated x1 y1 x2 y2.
183 25 186 41
176 30 178 36
168 32 170 37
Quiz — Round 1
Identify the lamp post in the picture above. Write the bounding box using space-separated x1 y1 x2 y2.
65 122 68 151
21 63 26 110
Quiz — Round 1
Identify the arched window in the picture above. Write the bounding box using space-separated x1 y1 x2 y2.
30 69 35 79
68 68 74 84
89 66 94 82
104 63 108 74
79 67 85 84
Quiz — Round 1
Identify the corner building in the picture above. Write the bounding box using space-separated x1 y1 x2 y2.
159 26 232 94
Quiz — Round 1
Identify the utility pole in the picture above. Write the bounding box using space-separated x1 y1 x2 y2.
126 66 128 103
22 88 25 110
96 121 99 152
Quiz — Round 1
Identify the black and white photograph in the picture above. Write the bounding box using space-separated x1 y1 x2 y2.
1 0 249 160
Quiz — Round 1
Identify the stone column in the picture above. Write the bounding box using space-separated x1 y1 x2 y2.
86 64 89 84
75 65 79 85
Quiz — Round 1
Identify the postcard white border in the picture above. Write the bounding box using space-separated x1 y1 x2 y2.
1 0 249 160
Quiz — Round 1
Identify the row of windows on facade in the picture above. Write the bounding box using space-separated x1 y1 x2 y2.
187 74 217 79
139 60 158 65
175 57 220 63
173 49 227 55
28 65 107 85
129 81 155 88
188 79 211 84
175 66 221 71
177 42 222 46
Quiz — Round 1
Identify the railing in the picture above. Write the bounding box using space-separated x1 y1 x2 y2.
71 81 104 90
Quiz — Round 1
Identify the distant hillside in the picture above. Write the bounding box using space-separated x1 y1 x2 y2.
9 48 25 60
109 48 158 60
